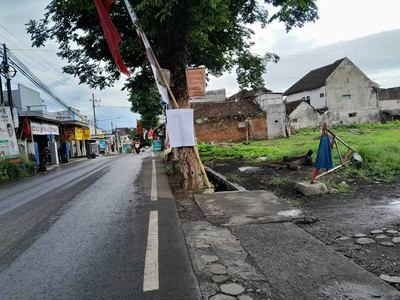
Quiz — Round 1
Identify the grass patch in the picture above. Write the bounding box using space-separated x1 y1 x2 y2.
226 174 244 184
285 199 300 207
325 182 351 194
267 177 293 185
199 121 400 182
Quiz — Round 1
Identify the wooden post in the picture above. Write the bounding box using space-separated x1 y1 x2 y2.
148 47 179 110
246 122 249 143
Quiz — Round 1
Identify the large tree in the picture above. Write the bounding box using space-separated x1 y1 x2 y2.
27 0 318 190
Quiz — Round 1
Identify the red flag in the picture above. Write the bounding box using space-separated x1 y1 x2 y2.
22 115 31 135
103 0 114 13
148 128 154 138
93 0 130 77
137 119 142 134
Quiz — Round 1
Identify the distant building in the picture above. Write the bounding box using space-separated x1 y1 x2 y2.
228 87 283 112
189 89 227 103
283 57 380 126
191 98 267 142
379 87 400 122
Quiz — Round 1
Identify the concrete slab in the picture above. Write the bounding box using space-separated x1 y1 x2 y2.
231 222 400 299
295 181 328 195
194 190 303 226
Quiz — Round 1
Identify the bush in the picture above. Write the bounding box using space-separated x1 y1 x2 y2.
0 159 38 183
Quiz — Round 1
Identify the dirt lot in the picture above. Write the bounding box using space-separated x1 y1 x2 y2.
204 159 400 290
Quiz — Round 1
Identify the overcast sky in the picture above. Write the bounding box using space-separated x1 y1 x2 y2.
1 0 400 131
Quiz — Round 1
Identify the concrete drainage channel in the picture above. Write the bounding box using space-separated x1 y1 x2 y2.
204 167 246 192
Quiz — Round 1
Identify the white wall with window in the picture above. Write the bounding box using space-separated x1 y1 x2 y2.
285 86 326 109
256 92 283 111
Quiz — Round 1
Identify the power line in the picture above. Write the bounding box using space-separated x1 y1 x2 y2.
0 24 90 97
6 47 87 120
99 105 133 108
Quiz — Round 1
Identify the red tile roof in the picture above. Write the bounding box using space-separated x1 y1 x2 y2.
227 87 273 101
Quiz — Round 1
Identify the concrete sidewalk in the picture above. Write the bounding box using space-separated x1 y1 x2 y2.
163 165 400 299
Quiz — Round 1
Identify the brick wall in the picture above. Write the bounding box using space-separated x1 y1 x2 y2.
194 114 267 142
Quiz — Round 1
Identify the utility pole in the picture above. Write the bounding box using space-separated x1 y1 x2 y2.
0 75 4 105
90 93 100 135
1 44 17 108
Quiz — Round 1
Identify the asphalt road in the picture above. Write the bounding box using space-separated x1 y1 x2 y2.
0 153 200 300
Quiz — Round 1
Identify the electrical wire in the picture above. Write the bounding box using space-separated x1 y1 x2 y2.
7 49 87 121
0 24 90 97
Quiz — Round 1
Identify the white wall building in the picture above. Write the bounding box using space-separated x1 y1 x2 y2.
283 57 380 126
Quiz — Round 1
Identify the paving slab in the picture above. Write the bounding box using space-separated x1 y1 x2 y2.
231 222 400 300
182 221 275 299
194 190 302 226
380 275 400 284
355 238 376 245
209 294 236 300
212 275 228 283
220 283 245 296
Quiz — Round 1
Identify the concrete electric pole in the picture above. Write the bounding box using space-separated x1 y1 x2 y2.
1 44 17 108
90 93 101 135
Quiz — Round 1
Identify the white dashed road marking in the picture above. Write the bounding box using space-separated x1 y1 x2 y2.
151 160 157 201
143 211 159 292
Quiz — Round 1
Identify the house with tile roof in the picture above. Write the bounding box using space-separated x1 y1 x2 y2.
379 87 400 122
284 100 325 130
228 87 283 112
283 57 380 126
191 98 267 142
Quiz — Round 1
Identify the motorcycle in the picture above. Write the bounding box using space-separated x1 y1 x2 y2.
134 143 140 154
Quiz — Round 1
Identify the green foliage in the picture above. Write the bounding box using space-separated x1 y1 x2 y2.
324 182 351 194
127 87 161 130
266 0 319 32
27 0 319 103
199 122 400 181
0 159 37 183
128 126 152 147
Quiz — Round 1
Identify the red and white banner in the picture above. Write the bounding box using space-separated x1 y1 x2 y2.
124 0 170 105
31 122 59 135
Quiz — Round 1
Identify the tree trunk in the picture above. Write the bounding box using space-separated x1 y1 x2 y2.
174 147 203 191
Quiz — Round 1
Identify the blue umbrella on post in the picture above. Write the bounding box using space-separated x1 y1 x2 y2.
311 123 334 183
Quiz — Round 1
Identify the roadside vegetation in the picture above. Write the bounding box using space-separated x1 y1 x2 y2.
0 158 37 184
199 121 400 182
